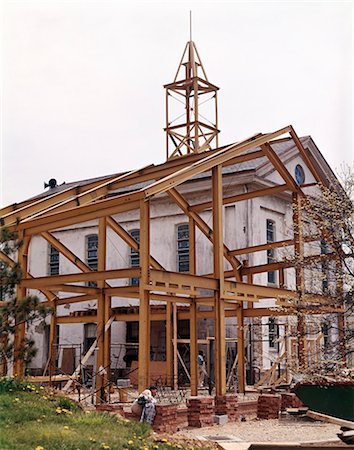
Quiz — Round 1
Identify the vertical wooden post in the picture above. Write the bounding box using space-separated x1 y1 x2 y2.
138 200 150 392
96 217 107 404
237 305 245 393
173 303 178 390
104 294 111 397
293 193 306 368
13 233 29 377
212 165 226 395
48 301 57 384
166 301 173 386
189 217 198 395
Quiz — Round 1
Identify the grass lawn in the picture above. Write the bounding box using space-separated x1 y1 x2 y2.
0 378 212 450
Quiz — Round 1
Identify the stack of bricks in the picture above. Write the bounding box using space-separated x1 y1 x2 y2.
238 400 257 419
176 406 188 430
187 396 214 428
96 404 124 415
257 394 281 419
215 394 238 421
281 393 305 411
153 404 178 433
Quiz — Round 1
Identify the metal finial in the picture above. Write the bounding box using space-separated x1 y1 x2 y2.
189 10 192 42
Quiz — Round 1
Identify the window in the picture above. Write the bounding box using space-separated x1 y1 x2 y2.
321 321 330 350
266 219 276 284
321 239 328 292
84 323 96 353
86 234 98 286
177 223 189 272
129 229 140 286
48 245 59 276
295 164 305 185
268 317 278 349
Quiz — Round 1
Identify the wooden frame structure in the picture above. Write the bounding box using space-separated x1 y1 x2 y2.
0 39 346 404
0 124 345 403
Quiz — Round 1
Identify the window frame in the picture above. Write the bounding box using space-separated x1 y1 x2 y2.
86 234 98 286
266 219 276 284
176 223 189 273
48 244 60 276
129 229 140 286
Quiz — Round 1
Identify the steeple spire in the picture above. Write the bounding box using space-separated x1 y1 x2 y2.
164 32 220 160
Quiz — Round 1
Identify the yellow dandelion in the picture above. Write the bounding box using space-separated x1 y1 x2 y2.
161 439 167 443
39 386 44 390
128 440 134 445
89 437 96 442
55 408 62 414
153 446 159 449
42 396 48 400
14 398 20 402
85 410 91 414
101 445 110 449
35 446 44 450
63 426 69 430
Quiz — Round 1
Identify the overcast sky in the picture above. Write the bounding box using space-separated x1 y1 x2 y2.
1 0 353 206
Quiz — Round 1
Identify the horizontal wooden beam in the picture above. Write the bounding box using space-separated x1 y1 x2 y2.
16 193 142 236
191 184 288 212
21 268 140 289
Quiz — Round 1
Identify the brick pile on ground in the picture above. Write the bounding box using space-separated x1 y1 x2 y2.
280 392 305 410
215 394 238 421
187 396 214 428
257 394 281 419
153 404 178 433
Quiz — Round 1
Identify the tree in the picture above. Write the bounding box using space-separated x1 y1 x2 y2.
0 227 50 374
295 166 354 374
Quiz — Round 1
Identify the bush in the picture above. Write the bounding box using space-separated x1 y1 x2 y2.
0 376 26 393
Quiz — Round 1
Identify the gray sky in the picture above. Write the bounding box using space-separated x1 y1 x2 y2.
1 0 353 206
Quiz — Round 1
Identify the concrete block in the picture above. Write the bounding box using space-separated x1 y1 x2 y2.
214 414 228 425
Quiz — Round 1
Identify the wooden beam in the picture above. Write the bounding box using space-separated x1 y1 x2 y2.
261 143 299 192
167 188 242 279
95 217 107 404
138 200 150 392
13 233 29 377
17 193 141 236
166 302 173 386
21 268 140 288
213 165 226 395
191 184 289 213
106 216 164 270
237 306 245 393
144 125 292 199
189 217 198 395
